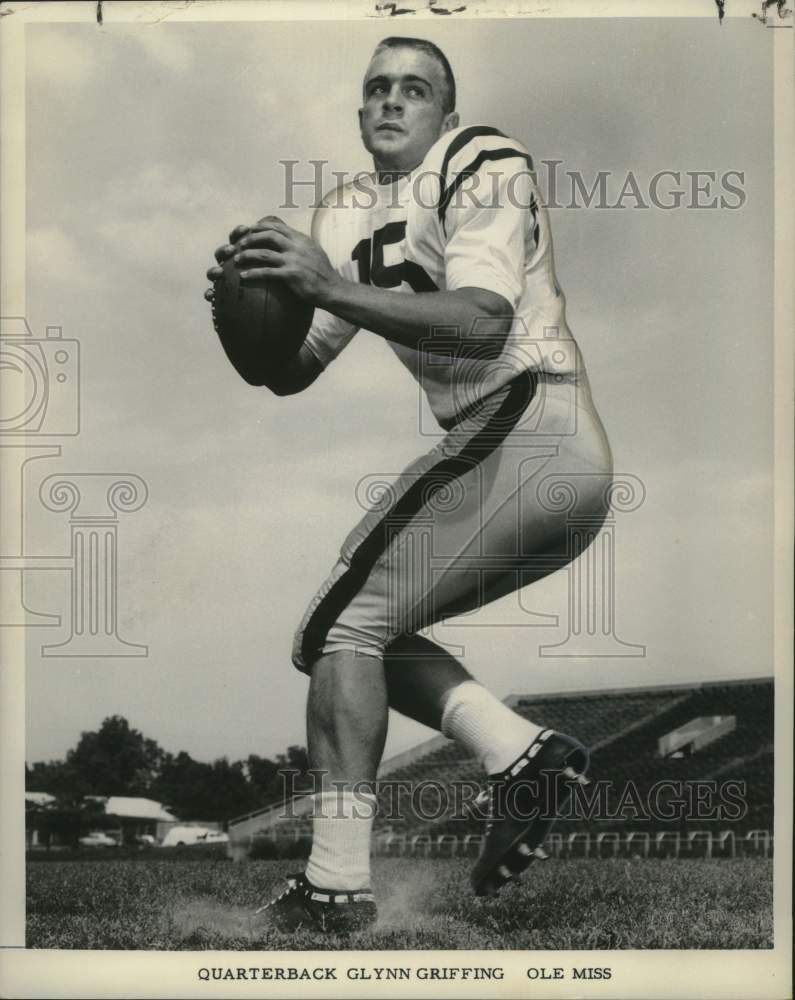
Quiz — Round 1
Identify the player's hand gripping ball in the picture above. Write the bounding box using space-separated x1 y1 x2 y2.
208 219 314 366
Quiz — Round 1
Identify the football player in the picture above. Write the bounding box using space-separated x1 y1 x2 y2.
206 36 612 933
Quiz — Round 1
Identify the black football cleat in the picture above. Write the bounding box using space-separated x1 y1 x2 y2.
251 872 377 935
471 729 589 897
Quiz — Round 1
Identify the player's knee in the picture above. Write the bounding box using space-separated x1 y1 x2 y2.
292 616 388 674
324 620 388 662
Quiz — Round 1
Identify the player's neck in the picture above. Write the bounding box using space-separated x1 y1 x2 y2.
373 156 422 186
376 169 411 184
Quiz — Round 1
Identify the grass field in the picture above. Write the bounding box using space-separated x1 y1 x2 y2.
27 857 773 950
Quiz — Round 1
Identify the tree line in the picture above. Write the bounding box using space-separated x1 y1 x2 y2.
26 715 311 826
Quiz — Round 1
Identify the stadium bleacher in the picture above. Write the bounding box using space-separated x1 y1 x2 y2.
230 677 774 859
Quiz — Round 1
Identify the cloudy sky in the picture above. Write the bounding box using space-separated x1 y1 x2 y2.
20 14 774 766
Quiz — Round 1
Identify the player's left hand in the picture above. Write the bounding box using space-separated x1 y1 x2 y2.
233 217 339 305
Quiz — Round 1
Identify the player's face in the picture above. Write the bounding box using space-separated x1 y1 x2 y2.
359 47 458 175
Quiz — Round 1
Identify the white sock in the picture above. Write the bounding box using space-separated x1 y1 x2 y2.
305 790 376 891
441 680 544 775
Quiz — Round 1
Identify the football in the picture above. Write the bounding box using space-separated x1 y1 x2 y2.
211 256 314 376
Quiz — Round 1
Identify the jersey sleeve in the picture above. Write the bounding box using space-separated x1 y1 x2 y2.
439 134 536 309
302 197 359 368
303 309 358 369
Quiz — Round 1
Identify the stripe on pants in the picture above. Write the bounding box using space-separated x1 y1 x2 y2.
299 371 537 667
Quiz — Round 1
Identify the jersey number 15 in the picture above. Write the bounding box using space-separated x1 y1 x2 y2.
352 221 437 293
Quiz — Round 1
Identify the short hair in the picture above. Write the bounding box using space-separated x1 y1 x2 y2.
373 36 456 114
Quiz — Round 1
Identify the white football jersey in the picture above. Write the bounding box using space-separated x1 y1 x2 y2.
304 125 584 428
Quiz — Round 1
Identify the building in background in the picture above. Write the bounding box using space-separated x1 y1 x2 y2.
25 794 178 849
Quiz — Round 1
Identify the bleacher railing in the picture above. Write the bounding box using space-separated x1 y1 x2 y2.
240 828 773 861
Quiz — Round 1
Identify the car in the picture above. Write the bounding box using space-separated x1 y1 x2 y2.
160 825 229 847
161 825 210 847
199 830 229 844
79 831 117 848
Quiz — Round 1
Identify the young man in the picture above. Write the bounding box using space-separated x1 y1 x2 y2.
206 36 612 933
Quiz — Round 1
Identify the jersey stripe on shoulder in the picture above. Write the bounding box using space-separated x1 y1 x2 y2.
438 147 535 229
439 125 506 186
438 126 506 225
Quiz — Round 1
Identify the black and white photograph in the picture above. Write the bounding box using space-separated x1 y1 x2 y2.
0 1 792 997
